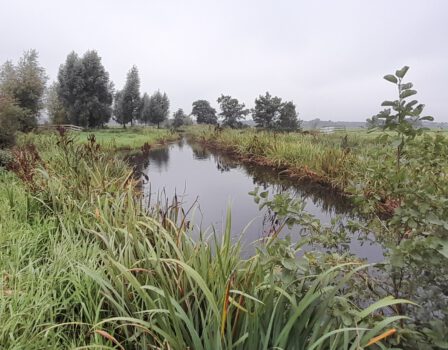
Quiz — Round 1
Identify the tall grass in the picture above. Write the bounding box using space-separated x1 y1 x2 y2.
187 126 374 189
0 132 408 348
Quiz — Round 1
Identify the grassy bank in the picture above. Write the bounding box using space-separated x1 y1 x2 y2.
31 126 179 150
0 131 407 349
187 126 448 214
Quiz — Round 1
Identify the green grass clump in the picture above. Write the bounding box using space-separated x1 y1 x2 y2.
0 133 407 349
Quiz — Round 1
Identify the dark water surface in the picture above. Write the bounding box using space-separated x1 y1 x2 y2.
138 138 384 262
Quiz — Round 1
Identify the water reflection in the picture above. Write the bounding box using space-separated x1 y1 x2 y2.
149 147 170 170
129 138 384 263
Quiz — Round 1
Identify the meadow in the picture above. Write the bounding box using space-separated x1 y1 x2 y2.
75 127 179 150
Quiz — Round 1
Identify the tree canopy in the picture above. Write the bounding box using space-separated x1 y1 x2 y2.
191 100 217 124
217 95 249 128
252 92 300 131
252 92 283 128
277 101 300 131
46 81 67 124
172 108 187 129
0 49 47 131
139 92 151 125
149 91 170 128
120 65 141 126
57 50 113 128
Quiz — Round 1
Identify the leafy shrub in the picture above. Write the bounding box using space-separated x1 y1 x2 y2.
0 149 12 168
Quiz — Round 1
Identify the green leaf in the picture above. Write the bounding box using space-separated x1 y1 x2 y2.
396 66 409 78
383 74 398 84
420 116 434 121
405 100 418 109
381 100 397 107
401 82 413 90
400 89 417 99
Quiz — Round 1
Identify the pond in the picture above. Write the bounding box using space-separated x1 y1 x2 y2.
133 138 384 262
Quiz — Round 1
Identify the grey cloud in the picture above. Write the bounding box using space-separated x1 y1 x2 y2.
0 0 447 121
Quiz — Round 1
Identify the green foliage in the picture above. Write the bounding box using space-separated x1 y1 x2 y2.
172 108 187 129
372 65 433 169
192 99 217 124
252 93 301 131
0 132 406 348
217 95 249 128
139 92 151 124
57 50 113 128
149 90 170 128
0 148 12 168
0 95 22 148
46 81 67 124
252 92 283 128
0 49 47 131
277 101 301 131
119 65 141 126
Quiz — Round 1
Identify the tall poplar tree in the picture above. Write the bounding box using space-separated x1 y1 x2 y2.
121 65 141 126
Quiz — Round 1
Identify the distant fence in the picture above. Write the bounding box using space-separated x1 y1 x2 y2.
37 124 84 132
319 126 346 134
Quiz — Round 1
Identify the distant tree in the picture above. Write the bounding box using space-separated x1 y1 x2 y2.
46 81 67 124
0 94 22 148
121 65 141 126
149 91 170 128
191 99 217 124
172 108 187 129
252 92 283 128
139 92 151 125
57 50 113 128
79 50 113 127
113 90 126 127
0 50 47 131
57 51 84 124
217 95 249 128
277 101 301 131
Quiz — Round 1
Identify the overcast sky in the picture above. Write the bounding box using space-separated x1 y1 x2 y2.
1 0 447 121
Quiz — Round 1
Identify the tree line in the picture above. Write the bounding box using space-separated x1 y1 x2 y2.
1 49 302 147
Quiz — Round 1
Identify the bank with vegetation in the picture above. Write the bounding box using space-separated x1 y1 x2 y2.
0 127 417 349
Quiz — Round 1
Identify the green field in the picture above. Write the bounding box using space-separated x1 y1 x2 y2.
76 127 179 149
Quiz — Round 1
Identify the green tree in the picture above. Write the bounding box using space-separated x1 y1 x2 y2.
172 108 187 129
0 95 22 148
217 94 249 128
277 101 301 131
113 90 126 127
252 92 283 128
57 51 113 128
121 65 141 126
46 82 67 124
139 92 151 125
0 50 47 131
149 91 169 128
57 52 84 124
374 66 433 169
191 99 217 124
